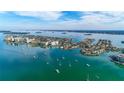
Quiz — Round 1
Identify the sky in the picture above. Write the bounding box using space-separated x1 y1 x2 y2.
0 11 124 30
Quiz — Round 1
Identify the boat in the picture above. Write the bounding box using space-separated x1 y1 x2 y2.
86 64 90 67
46 62 49 64
121 41 124 43
62 32 66 34
109 54 124 65
57 58 59 61
84 33 92 35
75 59 78 62
36 31 42 33
55 69 60 74
86 73 90 81
59 63 62 66
69 63 72 67
62 57 65 59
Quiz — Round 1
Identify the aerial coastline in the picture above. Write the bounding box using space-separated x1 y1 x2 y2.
1 11 124 80
0 30 124 80
4 34 121 56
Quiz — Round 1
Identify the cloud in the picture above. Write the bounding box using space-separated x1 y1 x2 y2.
82 12 124 24
0 11 7 14
1 11 124 30
14 11 62 20
49 12 124 30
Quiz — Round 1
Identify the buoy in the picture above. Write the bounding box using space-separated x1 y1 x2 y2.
55 69 60 74
86 64 90 67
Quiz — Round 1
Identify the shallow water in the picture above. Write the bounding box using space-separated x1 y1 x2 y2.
0 31 124 81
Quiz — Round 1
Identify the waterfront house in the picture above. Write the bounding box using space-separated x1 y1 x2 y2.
26 37 35 43
5 35 15 42
51 41 59 46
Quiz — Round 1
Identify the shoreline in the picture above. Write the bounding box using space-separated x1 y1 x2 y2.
1 30 124 35
4 34 121 56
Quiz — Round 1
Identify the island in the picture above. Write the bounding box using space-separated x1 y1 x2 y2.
4 34 121 56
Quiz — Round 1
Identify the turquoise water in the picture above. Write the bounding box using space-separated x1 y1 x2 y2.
0 31 124 81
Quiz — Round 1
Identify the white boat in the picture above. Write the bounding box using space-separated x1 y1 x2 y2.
86 64 90 67
55 69 60 74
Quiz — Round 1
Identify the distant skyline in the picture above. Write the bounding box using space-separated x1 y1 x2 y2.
1 11 124 30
